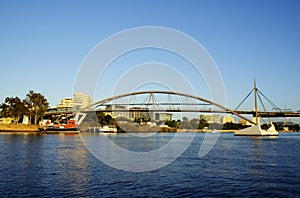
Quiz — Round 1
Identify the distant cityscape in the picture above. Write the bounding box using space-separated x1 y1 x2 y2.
1 91 299 132
54 93 253 125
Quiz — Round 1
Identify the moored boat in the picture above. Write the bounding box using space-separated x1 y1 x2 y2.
99 125 117 133
39 120 78 132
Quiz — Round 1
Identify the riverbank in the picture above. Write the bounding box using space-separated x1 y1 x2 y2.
0 124 297 134
0 124 40 132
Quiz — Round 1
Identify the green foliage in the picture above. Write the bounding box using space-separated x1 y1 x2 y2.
288 124 300 131
96 112 115 125
222 122 246 130
165 120 180 129
179 117 193 129
0 97 27 123
198 119 208 129
25 90 49 125
0 90 49 124
273 122 300 132
190 118 200 129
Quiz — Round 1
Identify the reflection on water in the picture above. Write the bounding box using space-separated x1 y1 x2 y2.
0 134 92 197
0 132 300 197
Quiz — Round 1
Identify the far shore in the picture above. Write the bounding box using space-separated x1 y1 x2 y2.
176 129 236 133
0 124 298 133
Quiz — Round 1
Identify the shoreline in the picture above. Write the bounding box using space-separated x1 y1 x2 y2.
0 124 40 133
0 124 298 134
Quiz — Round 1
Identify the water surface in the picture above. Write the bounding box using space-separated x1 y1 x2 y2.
0 132 299 197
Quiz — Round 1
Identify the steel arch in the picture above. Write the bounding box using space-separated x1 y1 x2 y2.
80 90 255 125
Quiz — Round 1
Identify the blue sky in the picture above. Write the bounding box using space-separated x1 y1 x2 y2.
0 0 299 112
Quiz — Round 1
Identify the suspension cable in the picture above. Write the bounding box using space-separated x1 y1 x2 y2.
257 92 270 123
234 90 253 111
257 90 282 112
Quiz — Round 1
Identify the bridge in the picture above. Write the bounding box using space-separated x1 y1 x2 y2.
45 83 300 125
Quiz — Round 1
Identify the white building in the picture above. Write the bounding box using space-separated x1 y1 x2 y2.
199 114 221 124
73 93 93 110
154 113 172 121
105 105 129 118
129 107 150 120
222 115 235 124
57 98 73 108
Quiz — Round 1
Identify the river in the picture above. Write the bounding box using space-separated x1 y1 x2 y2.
0 132 299 197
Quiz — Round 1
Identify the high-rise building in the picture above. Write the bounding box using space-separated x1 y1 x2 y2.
73 92 93 110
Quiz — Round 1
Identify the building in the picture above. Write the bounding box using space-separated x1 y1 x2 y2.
73 92 93 110
105 105 129 118
199 114 221 124
154 113 172 121
56 98 73 108
200 114 211 123
238 119 251 125
222 115 235 124
129 107 151 120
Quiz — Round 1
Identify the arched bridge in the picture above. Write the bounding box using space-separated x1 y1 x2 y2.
45 89 300 124
79 90 258 124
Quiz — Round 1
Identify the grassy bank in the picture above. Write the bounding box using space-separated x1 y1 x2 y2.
0 124 40 132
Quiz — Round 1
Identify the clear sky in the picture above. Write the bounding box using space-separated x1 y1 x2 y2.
0 0 299 112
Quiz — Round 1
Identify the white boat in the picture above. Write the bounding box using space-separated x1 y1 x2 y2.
99 125 117 133
212 129 219 133
234 80 278 136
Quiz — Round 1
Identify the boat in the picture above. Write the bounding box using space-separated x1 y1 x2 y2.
234 80 279 136
212 129 219 133
39 119 78 132
99 125 117 133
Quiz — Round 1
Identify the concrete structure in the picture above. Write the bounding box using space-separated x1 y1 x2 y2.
238 119 252 125
200 114 221 124
105 105 129 118
129 107 151 120
222 115 235 124
73 93 93 110
57 98 73 108
154 113 172 121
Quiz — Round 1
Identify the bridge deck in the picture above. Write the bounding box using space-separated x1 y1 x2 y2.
44 108 300 117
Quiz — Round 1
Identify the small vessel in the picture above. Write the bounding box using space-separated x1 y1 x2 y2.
39 119 78 132
99 125 117 133
235 80 278 136
212 129 219 133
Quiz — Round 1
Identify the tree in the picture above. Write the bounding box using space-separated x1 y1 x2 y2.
25 90 49 125
0 97 27 123
198 119 208 129
190 118 200 129
96 112 115 125
180 117 192 129
165 120 180 129
222 122 245 130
